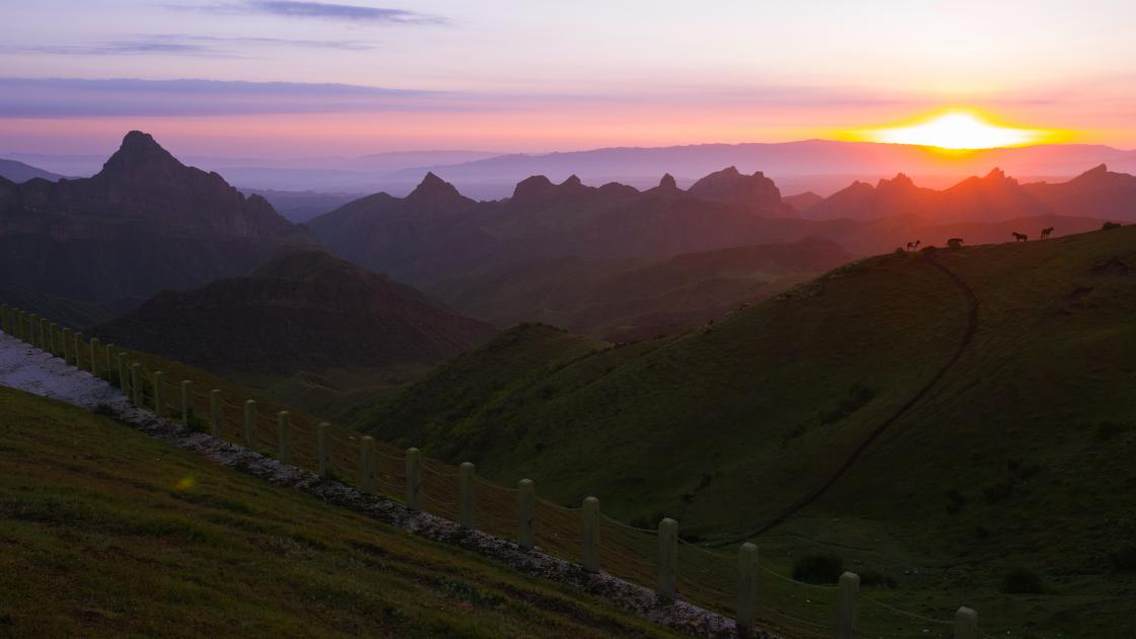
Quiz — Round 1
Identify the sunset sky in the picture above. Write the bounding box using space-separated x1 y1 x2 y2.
1 0 1134 157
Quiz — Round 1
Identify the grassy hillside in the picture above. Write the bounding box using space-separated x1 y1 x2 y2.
360 224 1136 636
0 386 680 638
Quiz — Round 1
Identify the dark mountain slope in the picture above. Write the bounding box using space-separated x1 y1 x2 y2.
0 131 309 305
1024 163 1136 222
430 238 852 340
95 250 495 375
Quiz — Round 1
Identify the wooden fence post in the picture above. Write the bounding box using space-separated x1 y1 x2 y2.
1 304 8 333
61 327 71 362
736 543 758 637
153 371 164 415
657 517 678 603
406 447 422 510
130 362 142 405
41 318 49 352
582 496 600 572
359 436 375 492
104 343 115 381
459 462 475 529
954 607 978 639
277 411 290 464
317 422 330 479
518 478 535 549
180 380 193 427
73 332 82 367
243 400 256 447
89 337 101 375
837 571 860 639
210 389 222 437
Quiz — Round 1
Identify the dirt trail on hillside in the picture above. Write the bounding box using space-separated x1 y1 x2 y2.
714 254 980 545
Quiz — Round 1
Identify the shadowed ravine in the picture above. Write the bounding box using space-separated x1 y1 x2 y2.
712 254 981 546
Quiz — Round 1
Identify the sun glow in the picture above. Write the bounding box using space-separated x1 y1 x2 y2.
857 110 1056 150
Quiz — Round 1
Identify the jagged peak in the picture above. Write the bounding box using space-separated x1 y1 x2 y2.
561 175 583 188
407 171 463 202
1083 163 1109 176
878 172 915 189
985 167 1007 180
100 130 184 177
658 173 678 190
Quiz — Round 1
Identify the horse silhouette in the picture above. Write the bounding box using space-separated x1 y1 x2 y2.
947 237 964 249
905 240 922 251
1012 232 1028 242
1040 226 1054 239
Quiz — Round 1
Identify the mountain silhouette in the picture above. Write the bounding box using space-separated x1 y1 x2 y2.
0 131 308 306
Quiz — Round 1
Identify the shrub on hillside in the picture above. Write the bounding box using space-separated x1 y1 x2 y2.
1102 221 1122 231
1001 567 1044 594
792 553 844 584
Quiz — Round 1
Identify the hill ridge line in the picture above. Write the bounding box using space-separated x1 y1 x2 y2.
711 253 981 545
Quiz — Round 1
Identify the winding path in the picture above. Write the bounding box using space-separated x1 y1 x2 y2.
712 254 980 546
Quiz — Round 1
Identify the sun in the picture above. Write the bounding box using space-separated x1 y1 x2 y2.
853 110 1056 150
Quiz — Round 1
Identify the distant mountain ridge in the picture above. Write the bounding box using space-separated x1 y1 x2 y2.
0 158 64 183
0 131 310 305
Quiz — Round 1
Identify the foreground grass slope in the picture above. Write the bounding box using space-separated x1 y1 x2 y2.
0 387 678 639
361 225 1136 636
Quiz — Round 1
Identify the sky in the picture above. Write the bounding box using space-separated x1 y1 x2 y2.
1 0 1135 158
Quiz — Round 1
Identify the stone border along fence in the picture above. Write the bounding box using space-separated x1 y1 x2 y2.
1 303 984 639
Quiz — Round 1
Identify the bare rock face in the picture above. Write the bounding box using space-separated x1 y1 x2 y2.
687 166 783 214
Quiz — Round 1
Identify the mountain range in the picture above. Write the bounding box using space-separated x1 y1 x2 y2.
0 131 310 309
0 158 63 183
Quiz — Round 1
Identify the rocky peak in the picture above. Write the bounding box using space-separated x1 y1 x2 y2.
658 173 678 190
406 172 467 208
98 130 187 181
687 166 781 212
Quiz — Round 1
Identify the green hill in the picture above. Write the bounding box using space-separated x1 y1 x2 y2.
359 224 1136 636
0 386 680 639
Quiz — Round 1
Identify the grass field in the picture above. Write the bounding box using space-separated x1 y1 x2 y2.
0 386 682 639
359 224 1136 636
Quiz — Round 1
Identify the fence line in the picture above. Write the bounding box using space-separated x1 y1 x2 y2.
0 302 984 638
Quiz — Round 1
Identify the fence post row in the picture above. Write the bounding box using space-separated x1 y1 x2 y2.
582 496 600 572
181 380 193 427
89 337 100 375
243 399 256 447
210 389 222 437
104 343 115 382
277 411 290 464
459 462 475 529
153 371 164 415
518 478 535 550
955 607 978 639
360 436 375 492
317 422 330 479
0 304 991 637
130 362 141 405
837 571 860 639
657 517 677 603
406 447 422 510
736 542 758 637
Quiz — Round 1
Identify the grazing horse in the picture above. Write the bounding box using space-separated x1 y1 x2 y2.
1040 226 1054 239
947 237 964 249
1012 232 1028 242
905 240 922 251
